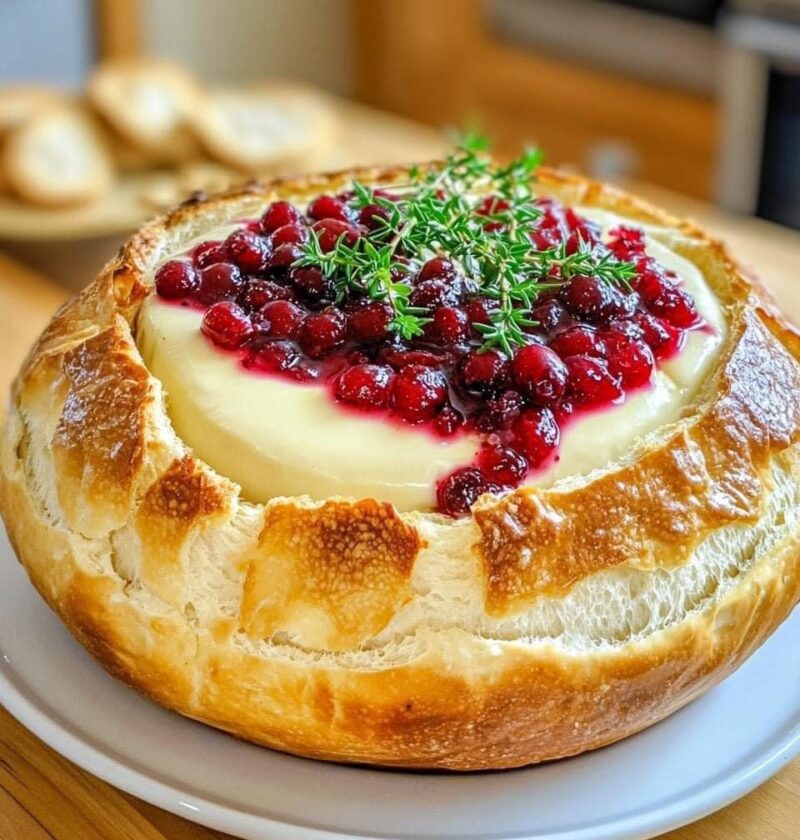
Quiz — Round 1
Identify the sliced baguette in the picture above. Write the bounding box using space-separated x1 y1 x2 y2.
87 59 200 165
188 84 334 173
0 86 66 137
4 106 115 206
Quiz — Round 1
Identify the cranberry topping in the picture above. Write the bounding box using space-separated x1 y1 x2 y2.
225 229 270 273
335 364 395 409
261 200 302 234
299 307 347 358
201 302 254 349
259 300 305 339
393 364 448 422
511 344 568 406
197 263 245 305
436 467 487 517
156 188 704 518
154 260 198 299
564 355 623 405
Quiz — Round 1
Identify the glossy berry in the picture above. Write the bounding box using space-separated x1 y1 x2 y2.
238 279 292 311
434 405 464 436
601 329 655 388
430 306 469 344
530 227 562 251
259 300 305 339
348 300 393 342
191 240 228 269
478 445 528 485
514 408 559 467
246 341 299 373
298 307 347 358
154 260 198 299
270 223 309 248
291 265 333 305
201 302 254 349
409 279 461 310
393 364 448 422
380 347 445 370
418 256 458 283
312 218 362 252
335 364 395 409
511 344 568 406
358 202 392 232
261 200 302 234
307 194 353 223
464 296 498 328
529 298 570 334
559 275 633 323
633 311 681 359
225 229 270 273
197 263 245 305
267 243 303 272
635 271 699 327
459 349 509 394
564 355 623 405
549 325 606 360
436 468 487 517
476 390 524 431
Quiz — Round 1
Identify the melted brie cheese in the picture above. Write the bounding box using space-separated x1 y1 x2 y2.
137 207 726 511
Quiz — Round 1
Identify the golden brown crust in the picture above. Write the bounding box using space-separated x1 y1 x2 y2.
1 163 799 769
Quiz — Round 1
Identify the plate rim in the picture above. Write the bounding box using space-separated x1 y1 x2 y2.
2 644 799 840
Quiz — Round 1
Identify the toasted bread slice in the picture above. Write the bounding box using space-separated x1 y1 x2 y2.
188 84 334 173
4 106 115 206
87 59 200 164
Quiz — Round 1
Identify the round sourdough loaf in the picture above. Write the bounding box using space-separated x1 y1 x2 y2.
1 166 799 770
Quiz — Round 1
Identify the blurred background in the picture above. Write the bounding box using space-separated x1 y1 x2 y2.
0 0 799 286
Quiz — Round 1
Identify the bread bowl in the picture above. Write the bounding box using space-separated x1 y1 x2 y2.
1 147 798 771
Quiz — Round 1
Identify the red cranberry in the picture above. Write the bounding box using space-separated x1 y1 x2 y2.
335 364 395 409
531 227 563 251
308 194 353 223
245 341 299 372
430 306 469 344
201 301 254 349
197 263 245 304
464 297 498 328
609 226 647 258
418 256 458 283
529 298 570 333
564 356 623 405
514 408 560 467
549 325 607 360
434 405 464 436
511 344 568 406
261 200 302 234
290 265 333 305
635 271 699 327
476 390 524 431
154 260 199 299
225 229 270 273
436 468 487 517
393 364 448 422
191 240 228 269
358 203 392 232
239 279 292 311
409 279 462 310
267 243 303 272
312 218 362 252
600 329 655 388
479 445 529 486
270 223 309 248
380 347 445 370
298 307 347 357
459 349 509 394
559 275 633 323
633 311 681 359
259 300 305 339
348 300 393 342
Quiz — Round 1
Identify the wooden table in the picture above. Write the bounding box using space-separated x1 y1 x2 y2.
0 190 799 838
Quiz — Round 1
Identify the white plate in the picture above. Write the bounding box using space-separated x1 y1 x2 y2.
0 524 798 840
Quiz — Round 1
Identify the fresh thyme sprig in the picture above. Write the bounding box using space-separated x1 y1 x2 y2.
295 135 636 351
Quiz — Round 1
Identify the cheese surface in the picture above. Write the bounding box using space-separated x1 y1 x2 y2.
137 208 726 510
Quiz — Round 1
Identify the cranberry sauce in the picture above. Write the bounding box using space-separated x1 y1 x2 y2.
153 190 702 517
